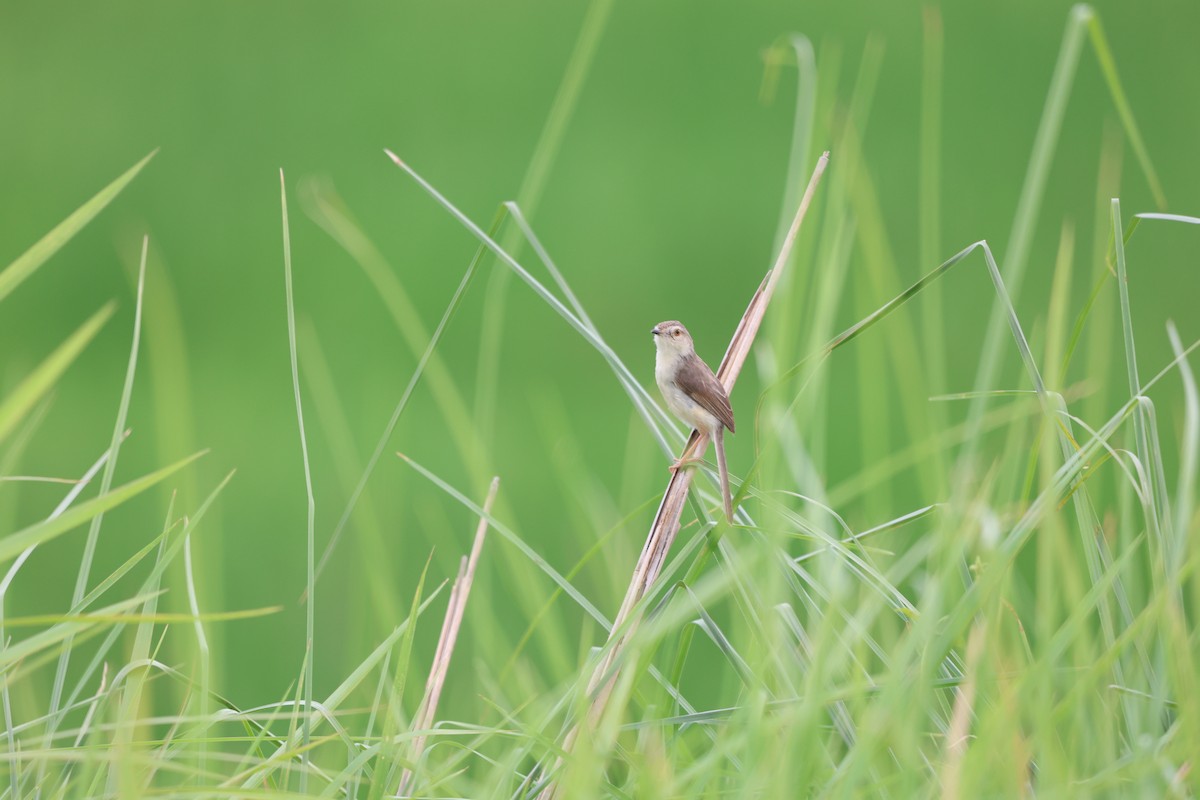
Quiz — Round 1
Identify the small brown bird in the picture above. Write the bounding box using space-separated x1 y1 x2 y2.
651 320 736 522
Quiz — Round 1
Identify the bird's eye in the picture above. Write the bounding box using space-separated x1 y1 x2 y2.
672 329 681 337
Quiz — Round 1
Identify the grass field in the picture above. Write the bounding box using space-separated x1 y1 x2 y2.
2 2 1199 797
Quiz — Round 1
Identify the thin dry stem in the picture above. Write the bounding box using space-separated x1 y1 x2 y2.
941 620 987 799
538 152 829 799
397 476 499 797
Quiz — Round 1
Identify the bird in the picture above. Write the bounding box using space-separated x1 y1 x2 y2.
651 320 736 522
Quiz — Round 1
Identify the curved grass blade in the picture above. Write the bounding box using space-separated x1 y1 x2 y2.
1135 212 1200 224
760 33 817 249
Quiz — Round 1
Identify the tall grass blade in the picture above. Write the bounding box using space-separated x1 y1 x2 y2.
1111 199 1163 557
46 237 148 745
967 5 1165 467
919 7 946 396
279 169 317 792
1166 323 1197 568
310 199 499 592
297 320 400 622
299 180 490 480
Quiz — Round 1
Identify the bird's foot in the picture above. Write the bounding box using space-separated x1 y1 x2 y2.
668 456 702 473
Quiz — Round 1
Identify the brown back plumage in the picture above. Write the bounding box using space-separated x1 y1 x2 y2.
675 353 735 433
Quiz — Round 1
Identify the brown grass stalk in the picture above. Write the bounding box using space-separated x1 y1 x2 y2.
398 476 500 797
538 152 829 799
940 619 987 799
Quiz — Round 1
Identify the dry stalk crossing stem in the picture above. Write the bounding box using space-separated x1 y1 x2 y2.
397 476 500 797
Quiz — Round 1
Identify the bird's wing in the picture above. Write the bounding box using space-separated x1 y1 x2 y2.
676 355 735 433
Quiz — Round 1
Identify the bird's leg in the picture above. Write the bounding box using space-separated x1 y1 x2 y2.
668 431 705 472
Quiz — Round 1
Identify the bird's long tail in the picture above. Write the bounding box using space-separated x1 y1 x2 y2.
714 429 733 523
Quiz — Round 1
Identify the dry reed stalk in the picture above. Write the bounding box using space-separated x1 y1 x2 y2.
397 476 500 797
940 620 987 800
538 152 830 799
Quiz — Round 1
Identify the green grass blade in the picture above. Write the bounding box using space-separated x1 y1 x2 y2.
0 150 155 305
967 5 1086 437
1111 199 1162 550
0 449 206 564
299 180 494 485
1166 323 1197 567
969 5 1166 450
47 237 148 753
296 320 401 623
124 238 209 633
681 586 756 689
472 0 613 451
397 453 609 628
279 169 317 793
760 33 817 250
310 204 498 588
919 7 946 396
1135 212 1200 225
766 240 982 397
236 584 447 790
108 493 173 796
1083 9 1167 208
384 154 677 462
0 303 115 444
39 470 231 791
368 554 432 800
0 594 161 669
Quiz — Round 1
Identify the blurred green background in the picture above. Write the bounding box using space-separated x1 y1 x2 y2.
2 0 1198 714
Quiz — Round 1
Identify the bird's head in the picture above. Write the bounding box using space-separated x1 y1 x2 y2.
651 320 695 356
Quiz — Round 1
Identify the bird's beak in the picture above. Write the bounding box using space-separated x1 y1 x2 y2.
651 325 660 336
